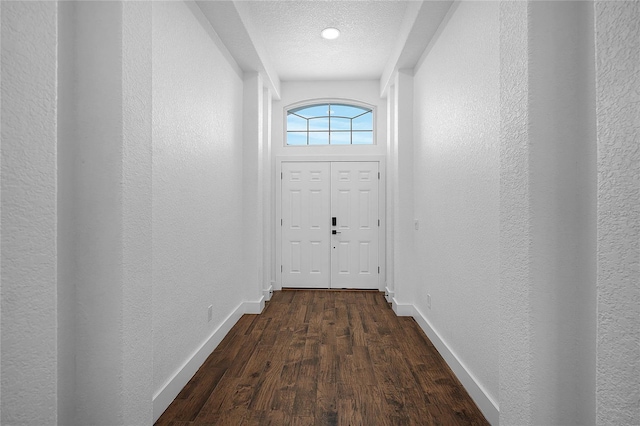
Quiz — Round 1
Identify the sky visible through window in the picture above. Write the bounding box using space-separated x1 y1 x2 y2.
286 103 373 145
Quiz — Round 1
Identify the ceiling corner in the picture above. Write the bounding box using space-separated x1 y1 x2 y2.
379 0 455 97
195 0 281 99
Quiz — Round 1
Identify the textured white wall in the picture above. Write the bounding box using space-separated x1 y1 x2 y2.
56 2 76 423
412 0 499 412
2 2 154 424
243 72 265 304
385 85 395 300
528 2 597 424
72 3 154 423
0 2 2 419
499 2 532 424
393 70 415 306
0 2 59 423
121 3 153 423
595 2 639 424
73 4 125 423
499 2 600 424
152 0 245 395
263 88 274 296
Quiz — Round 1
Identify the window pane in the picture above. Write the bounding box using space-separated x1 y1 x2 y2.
352 131 373 145
330 132 351 145
287 132 307 145
332 104 369 119
286 103 374 147
287 113 307 131
291 104 328 119
308 117 329 131
352 111 373 130
330 117 351 131
308 132 329 145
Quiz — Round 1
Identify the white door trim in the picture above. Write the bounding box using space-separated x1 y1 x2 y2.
275 155 386 291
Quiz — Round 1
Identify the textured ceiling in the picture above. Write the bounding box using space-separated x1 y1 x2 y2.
242 1 411 81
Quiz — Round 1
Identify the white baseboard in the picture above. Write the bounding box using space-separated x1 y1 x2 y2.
411 305 499 425
391 297 414 316
384 286 394 303
152 302 245 422
244 296 265 314
263 284 274 301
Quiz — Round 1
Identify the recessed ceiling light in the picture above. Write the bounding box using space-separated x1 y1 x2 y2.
321 27 340 40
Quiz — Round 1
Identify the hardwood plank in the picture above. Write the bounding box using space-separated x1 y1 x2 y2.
292 337 319 417
269 386 296 412
315 381 337 425
247 355 286 412
291 416 315 426
263 410 291 425
155 290 489 426
189 373 239 423
318 343 337 384
337 398 363 426
161 367 227 422
292 385 316 419
351 346 377 386
224 338 260 378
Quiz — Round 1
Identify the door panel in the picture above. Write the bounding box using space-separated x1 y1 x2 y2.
330 162 379 289
281 161 379 289
281 162 331 288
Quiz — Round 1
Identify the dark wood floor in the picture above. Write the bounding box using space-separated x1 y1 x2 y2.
155 290 489 425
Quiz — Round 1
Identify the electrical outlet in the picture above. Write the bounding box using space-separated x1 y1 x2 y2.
427 294 431 309
208 305 213 322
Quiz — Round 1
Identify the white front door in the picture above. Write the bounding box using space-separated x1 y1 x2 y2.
281 162 331 288
281 161 379 289
330 162 379 289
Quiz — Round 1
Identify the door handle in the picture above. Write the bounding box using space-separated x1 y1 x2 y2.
332 230 341 235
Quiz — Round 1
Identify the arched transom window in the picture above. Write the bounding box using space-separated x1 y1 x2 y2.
286 103 374 146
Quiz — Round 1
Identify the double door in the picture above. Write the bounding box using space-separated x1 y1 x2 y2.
281 162 379 289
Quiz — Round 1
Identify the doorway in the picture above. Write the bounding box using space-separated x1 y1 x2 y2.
280 161 380 289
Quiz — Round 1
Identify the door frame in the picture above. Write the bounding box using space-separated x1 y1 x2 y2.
275 155 386 291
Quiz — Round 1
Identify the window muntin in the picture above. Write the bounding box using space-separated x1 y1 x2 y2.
309 132 329 145
308 117 329 131
286 102 374 146
286 114 307 131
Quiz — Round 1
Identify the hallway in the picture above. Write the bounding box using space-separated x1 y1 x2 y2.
155 290 488 425
1 0 638 425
